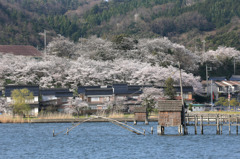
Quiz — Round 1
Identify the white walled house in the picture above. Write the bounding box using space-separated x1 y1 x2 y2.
40 88 73 112
5 85 39 116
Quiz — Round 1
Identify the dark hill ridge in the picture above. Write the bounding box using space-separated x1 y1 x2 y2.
0 0 240 51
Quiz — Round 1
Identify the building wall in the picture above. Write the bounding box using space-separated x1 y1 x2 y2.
158 111 182 126
134 112 147 121
42 95 57 101
7 96 38 104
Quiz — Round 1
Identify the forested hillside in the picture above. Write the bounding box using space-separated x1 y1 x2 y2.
0 0 240 51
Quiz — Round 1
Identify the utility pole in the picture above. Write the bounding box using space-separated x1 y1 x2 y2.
211 80 213 111
178 62 187 135
206 64 208 96
234 58 236 75
202 40 206 53
39 29 48 55
206 65 212 96
228 87 231 111
44 30 47 54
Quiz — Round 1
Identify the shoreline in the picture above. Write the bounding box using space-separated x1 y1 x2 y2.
0 118 159 124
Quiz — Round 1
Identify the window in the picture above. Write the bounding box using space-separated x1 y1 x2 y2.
219 87 223 92
132 96 139 99
91 97 100 102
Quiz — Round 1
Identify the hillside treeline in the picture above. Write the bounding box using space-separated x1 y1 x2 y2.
0 0 240 50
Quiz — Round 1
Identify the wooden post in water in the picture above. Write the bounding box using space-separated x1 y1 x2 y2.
67 128 69 135
145 118 149 125
53 129 55 137
200 115 203 135
134 120 137 125
178 125 182 134
216 115 220 135
229 115 231 135
220 115 222 135
208 114 209 124
181 125 183 135
157 125 164 135
236 117 238 135
151 127 153 134
143 129 145 135
194 115 197 135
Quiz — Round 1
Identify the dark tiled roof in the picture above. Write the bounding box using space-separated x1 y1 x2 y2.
113 84 142 95
158 100 182 112
0 45 42 56
40 88 69 95
55 92 73 97
5 85 39 97
174 86 193 93
209 77 226 81
155 86 193 93
85 88 113 96
230 75 240 81
78 86 101 94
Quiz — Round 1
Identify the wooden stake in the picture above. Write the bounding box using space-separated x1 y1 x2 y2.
236 117 238 135
195 115 197 135
134 120 137 125
229 115 231 135
216 115 220 135
178 125 181 134
157 125 164 135
145 118 149 125
151 127 153 134
220 115 222 135
207 114 209 124
201 115 203 135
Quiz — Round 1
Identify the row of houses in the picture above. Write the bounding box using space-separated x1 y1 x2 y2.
0 84 194 116
202 76 240 101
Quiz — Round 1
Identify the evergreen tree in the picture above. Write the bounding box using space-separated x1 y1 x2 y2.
164 77 176 100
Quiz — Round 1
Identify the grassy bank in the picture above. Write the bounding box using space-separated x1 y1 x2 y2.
0 112 136 123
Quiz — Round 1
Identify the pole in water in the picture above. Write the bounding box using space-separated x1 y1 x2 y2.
151 127 153 134
134 120 137 125
67 128 69 135
236 117 238 135
195 115 197 135
229 115 231 135
53 129 55 137
143 129 145 135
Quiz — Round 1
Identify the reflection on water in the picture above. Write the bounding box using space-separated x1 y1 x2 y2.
0 122 240 159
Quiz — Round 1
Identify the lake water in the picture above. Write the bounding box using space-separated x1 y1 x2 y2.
0 122 240 159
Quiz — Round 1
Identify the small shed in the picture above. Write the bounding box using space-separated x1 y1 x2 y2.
158 100 183 127
134 107 148 123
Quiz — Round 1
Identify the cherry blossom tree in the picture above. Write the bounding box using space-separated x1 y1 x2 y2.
64 97 88 117
140 87 165 113
202 46 240 64
47 35 76 58
0 97 11 114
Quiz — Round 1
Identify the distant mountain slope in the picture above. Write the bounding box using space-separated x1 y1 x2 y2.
0 0 239 50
